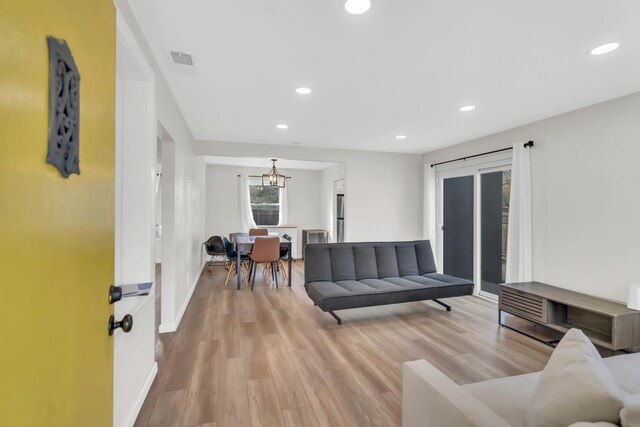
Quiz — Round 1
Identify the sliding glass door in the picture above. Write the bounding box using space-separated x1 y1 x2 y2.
436 156 512 298
442 176 474 281
480 169 511 296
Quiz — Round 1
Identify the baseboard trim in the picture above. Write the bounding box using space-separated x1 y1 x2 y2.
159 261 205 334
124 361 158 427
159 322 176 334
475 293 499 303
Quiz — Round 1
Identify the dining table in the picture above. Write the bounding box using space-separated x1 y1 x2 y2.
234 235 293 290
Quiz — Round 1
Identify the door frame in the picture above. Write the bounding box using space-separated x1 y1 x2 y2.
115 8 158 427
334 179 345 243
477 164 512 300
435 152 512 296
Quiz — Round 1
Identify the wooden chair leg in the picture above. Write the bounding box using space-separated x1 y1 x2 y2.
224 262 234 286
278 260 287 280
241 262 249 287
263 263 273 285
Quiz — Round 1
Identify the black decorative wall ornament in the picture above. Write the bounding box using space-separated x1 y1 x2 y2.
46 36 80 178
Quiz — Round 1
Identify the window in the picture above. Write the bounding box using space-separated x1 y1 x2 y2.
249 178 280 226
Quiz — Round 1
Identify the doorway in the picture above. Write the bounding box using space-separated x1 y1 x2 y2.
435 153 512 298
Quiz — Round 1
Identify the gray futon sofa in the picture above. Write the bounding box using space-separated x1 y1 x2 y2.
304 240 474 324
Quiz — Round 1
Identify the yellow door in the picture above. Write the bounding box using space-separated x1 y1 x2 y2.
0 1 116 425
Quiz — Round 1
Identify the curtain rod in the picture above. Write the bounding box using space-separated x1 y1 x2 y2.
430 140 534 168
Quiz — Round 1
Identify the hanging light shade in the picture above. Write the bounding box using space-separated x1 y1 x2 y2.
262 158 286 188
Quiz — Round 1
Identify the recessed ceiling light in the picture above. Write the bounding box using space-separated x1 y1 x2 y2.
589 42 621 56
276 124 289 130
295 87 312 95
395 135 407 140
345 0 371 15
459 105 476 112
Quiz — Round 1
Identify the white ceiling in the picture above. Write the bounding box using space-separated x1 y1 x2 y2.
203 156 338 171
129 0 640 154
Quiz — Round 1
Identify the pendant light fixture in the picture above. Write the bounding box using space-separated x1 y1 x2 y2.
262 158 286 188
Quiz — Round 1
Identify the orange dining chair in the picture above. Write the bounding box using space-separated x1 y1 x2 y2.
249 228 269 236
248 236 280 290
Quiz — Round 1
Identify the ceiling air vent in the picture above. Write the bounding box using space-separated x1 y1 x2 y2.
170 51 193 66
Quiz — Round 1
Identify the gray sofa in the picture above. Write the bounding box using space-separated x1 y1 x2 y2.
402 353 640 427
304 240 474 324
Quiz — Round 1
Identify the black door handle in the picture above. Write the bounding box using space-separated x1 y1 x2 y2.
108 314 133 336
108 285 122 304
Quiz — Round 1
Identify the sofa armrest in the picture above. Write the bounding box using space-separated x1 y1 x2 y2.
402 360 511 427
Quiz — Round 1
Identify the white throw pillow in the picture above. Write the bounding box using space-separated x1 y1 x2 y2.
621 394 640 427
526 328 627 427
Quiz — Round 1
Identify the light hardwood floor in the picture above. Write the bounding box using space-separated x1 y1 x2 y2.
135 261 552 427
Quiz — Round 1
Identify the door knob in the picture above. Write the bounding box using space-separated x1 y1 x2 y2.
108 314 133 336
108 285 122 304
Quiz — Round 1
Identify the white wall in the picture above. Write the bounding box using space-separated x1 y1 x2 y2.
159 138 206 333
169 143 205 328
196 141 424 243
423 92 640 303
205 165 324 257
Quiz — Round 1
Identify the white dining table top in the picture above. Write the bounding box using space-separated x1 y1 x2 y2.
234 235 291 250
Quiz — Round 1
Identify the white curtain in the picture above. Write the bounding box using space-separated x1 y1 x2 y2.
424 164 437 243
278 182 289 226
506 143 533 283
239 175 257 229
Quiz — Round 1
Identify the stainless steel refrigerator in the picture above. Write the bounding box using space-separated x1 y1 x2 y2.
336 194 344 243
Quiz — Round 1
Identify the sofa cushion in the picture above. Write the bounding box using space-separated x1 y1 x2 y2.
304 241 439 283
423 272 474 285
396 245 420 276
459 352 640 427
463 372 539 427
415 240 438 274
526 329 627 427
568 423 619 427
353 246 378 280
621 394 640 427
329 246 356 281
603 353 640 395
304 276 473 312
374 246 400 278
